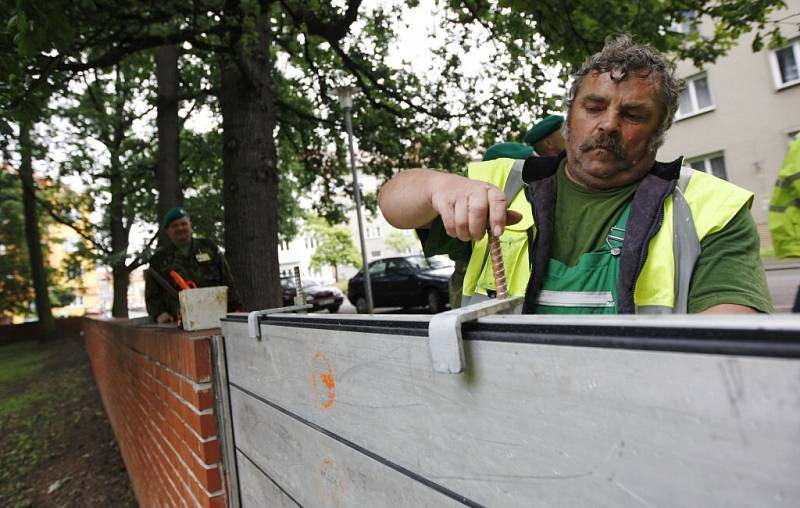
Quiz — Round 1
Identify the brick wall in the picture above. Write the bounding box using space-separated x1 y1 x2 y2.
83 317 227 507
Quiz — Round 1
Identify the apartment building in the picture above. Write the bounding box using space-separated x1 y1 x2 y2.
658 0 800 245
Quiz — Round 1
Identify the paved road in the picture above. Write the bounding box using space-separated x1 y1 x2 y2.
767 265 799 313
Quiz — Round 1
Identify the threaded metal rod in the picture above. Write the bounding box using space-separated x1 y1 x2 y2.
488 234 507 300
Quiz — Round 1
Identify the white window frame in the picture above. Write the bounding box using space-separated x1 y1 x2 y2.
675 73 715 121
686 151 728 180
669 10 696 35
769 39 800 90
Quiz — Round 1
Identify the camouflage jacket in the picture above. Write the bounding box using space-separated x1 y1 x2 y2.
145 237 243 320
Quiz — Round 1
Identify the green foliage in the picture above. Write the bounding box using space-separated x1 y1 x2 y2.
446 0 787 70
182 127 305 244
49 286 76 307
48 54 158 273
0 170 34 317
307 216 362 280
384 230 420 254
0 168 76 319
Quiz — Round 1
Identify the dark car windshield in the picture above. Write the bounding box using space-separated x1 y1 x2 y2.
405 255 451 271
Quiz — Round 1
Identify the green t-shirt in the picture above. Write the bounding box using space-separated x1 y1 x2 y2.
419 165 773 313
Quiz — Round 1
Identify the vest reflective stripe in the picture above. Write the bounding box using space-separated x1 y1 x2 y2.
536 290 615 307
634 168 753 310
462 159 532 302
671 167 701 313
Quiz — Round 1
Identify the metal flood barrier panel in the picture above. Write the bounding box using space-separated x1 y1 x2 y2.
216 313 800 508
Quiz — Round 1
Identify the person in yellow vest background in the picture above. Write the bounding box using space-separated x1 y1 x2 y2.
380 34 772 315
446 116 567 308
768 133 800 312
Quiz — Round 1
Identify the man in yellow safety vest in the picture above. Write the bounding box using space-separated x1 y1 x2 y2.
379 34 771 314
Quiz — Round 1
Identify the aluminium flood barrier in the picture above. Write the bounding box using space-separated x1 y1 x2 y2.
213 312 800 507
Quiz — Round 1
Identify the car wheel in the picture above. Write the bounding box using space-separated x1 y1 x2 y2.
355 297 369 314
426 289 444 314
328 304 341 313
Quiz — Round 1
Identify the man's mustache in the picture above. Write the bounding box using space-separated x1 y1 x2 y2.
579 133 627 159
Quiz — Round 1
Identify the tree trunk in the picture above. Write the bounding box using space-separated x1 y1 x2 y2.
111 266 130 318
218 7 281 310
18 118 56 340
109 152 130 317
155 44 182 244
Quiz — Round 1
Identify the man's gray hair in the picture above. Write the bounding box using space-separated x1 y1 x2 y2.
563 34 684 152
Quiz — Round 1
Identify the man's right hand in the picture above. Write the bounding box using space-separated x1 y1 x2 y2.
429 175 520 241
156 312 175 324
379 169 521 240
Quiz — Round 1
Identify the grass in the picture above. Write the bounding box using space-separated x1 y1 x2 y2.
0 341 52 417
0 340 64 506
0 337 136 507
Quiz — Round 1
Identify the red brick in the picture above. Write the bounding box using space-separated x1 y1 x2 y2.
192 438 221 465
180 379 215 412
186 339 212 382
182 409 217 438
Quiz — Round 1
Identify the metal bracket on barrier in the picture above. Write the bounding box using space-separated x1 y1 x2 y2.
247 304 313 340
428 296 524 374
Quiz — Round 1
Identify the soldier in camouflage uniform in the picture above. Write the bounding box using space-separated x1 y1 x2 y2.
145 207 244 323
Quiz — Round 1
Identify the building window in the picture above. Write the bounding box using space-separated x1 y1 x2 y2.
770 39 800 89
669 10 696 35
371 250 381 257
687 153 727 180
676 74 714 119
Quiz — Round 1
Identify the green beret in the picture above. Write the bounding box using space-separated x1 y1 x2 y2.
162 207 188 229
482 142 534 161
524 115 564 146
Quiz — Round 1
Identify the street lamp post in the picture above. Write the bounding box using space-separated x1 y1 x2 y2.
335 86 374 314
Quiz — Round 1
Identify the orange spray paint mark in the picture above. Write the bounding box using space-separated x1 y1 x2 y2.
310 352 336 409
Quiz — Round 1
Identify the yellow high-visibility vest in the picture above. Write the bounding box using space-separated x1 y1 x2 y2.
462 159 753 312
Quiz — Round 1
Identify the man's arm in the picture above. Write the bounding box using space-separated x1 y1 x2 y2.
689 207 773 314
145 269 175 322
701 304 758 314
378 169 510 241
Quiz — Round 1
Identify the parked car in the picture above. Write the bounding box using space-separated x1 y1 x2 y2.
281 277 344 313
347 255 453 314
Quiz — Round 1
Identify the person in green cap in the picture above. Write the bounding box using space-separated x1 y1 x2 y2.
381 34 771 315
525 114 566 157
145 207 244 323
